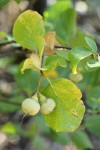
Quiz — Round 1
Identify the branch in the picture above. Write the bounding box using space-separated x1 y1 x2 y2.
0 40 72 58
54 45 71 50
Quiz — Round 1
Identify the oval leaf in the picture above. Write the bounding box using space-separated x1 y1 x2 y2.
13 10 45 58
41 78 85 132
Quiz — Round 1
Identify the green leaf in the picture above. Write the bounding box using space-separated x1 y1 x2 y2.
41 78 85 132
15 70 40 96
55 8 77 42
71 130 93 149
85 115 100 136
15 0 21 3
44 0 72 22
87 56 100 68
70 28 92 50
0 96 23 112
0 31 8 38
85 36 97 52
13 10 45 58
86 86 100 111
56 50 69 61
0 122 16 135
68 47 92 74
45 55 67 70
51 131 69 145
0 0 10 8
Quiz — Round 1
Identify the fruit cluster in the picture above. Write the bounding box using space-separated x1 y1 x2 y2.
22 93 56 116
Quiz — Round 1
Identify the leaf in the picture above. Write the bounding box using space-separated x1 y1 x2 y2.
69 28 93 50
0 122 16 135
56 50 69 61
0 0 10 8
44 32 59 54
0 31 8 38
15 0 21 3
43 55 66 78
41 78 85 132
51 131 69 145
0 96 23 112
71 130 93 149
15 70 40 96
85 115 100 136
55 8 77 42
85 36 97 52
44 0 72 22
86 86 100 111
13 10 45 58
44 55 67 70
68 47 92 74
87 56 100 68
21 58 34 74
43 70 58 78
21 53 47 74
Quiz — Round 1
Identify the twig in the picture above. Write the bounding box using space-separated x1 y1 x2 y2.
54 45 71 50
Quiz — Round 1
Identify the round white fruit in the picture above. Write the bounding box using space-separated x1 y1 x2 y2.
40 98 56 114
22 98 40 116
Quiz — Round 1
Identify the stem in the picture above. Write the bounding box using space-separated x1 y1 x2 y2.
36 76 43 102
54 45 71 50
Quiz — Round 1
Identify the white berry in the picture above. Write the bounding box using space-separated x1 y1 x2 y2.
40 98 56 114
22 98 40 116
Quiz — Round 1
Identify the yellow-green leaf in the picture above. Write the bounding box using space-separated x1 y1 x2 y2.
13 10 45 58
21 58 35 74
41 78 85 132
21 54 47 74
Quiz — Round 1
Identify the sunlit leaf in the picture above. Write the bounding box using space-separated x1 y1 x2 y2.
41 78 85 132
21 53 47 74
13 10 45 58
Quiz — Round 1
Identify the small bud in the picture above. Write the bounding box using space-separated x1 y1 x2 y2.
40 98 56 114
22 98 40 116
